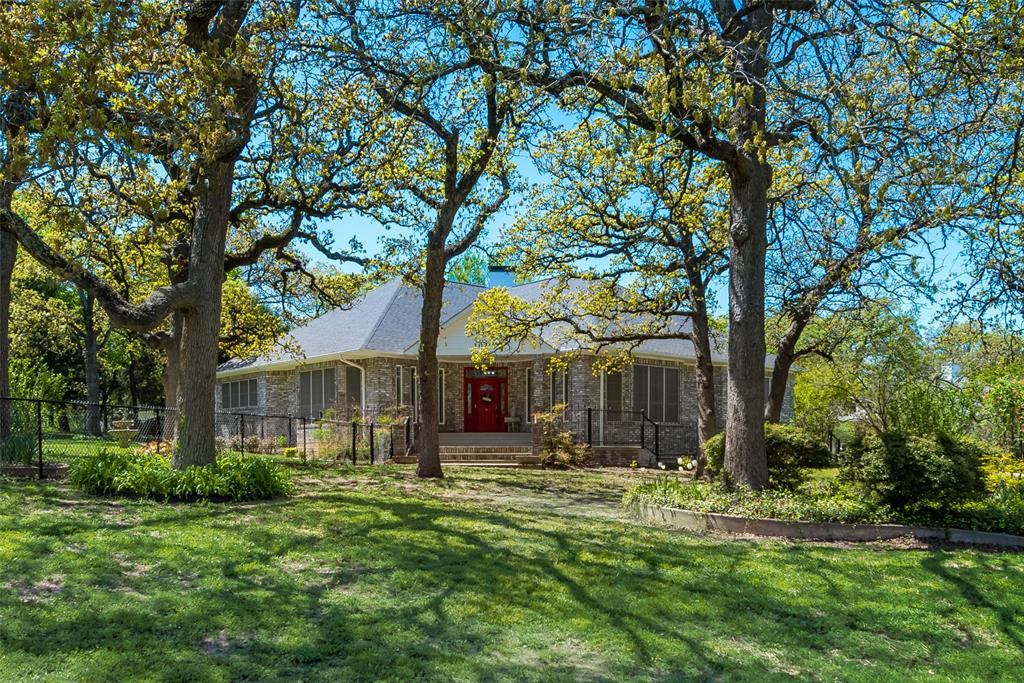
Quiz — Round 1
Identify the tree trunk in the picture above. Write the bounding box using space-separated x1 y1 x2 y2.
724 160 771 490
162 312 183 443
0 228 15 441
80 290 103 436
690 312 719 478
684 260 719 478
765 317 806 423
722 11 773 491
172 162 233 469
415 243 447 479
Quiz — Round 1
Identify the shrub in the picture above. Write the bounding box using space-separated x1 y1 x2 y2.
69 448 132 495
69 449 293 501
217 453 295 501
703 424 829 489
978 444 1024 493
840 432 986 510
0 433 37 465
534 405 591 468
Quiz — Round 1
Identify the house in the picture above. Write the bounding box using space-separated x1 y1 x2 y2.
215 268 794 461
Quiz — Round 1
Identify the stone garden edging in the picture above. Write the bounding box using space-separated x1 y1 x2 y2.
631 503 1024 549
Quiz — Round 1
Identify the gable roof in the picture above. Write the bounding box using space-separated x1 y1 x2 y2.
217 278 485 373
218 276 762 375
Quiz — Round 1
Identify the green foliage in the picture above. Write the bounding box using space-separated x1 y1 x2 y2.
791 305 974 439
839 432 988 510
0 433 37 465
703 424 830 490
533 405 591 468
978 446 1024 493
69 449 293 501
446 251 489 286
980 376 1024 456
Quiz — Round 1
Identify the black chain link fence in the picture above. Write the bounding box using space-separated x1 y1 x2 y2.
0 396 405 478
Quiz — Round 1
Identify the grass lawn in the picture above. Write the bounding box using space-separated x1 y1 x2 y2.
0 465 1022 682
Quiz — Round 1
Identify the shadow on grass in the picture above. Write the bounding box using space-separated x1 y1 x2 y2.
1 476 1022 681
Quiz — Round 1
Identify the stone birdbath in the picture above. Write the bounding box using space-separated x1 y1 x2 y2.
108 419 138 448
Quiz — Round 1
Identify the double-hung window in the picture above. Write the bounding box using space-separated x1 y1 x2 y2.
632 365 680 422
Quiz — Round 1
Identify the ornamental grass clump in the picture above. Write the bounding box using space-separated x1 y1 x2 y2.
69 448 293 502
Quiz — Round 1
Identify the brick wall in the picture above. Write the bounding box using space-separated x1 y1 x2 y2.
217 354 796 457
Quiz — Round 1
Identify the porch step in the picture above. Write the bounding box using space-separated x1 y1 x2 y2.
439 445 532 455
390 453 541 466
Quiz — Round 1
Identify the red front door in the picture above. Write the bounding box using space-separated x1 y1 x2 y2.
464 369 508 432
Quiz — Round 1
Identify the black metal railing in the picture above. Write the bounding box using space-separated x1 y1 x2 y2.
570 406 694 465
0 396 405 478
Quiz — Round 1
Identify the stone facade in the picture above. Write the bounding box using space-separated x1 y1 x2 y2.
215 353 796 460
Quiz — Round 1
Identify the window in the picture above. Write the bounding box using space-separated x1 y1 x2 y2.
603 371 623 414
632 365 680 422
409 368 418 420
438 368 446 424
525 369 533 422
550 368 569 408
299 368 335 418
344 365 362 419
221 379 258 410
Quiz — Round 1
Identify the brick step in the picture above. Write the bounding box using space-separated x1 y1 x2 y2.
439 446 532 455
440 453 525 461
390 454 541 466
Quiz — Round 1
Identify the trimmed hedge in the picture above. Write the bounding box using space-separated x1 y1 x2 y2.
839 432 987 510
703 424 830 490
69 449 294 501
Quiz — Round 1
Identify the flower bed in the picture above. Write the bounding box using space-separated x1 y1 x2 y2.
624 478 1024 537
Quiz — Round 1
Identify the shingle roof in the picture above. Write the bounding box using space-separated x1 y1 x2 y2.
217 278 485 372
218 276 756 373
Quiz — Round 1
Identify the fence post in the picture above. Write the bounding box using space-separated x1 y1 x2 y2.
351 422 357 465
239 414 245 456
36 400 43 480
587 408 593 447
369 423 375 464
